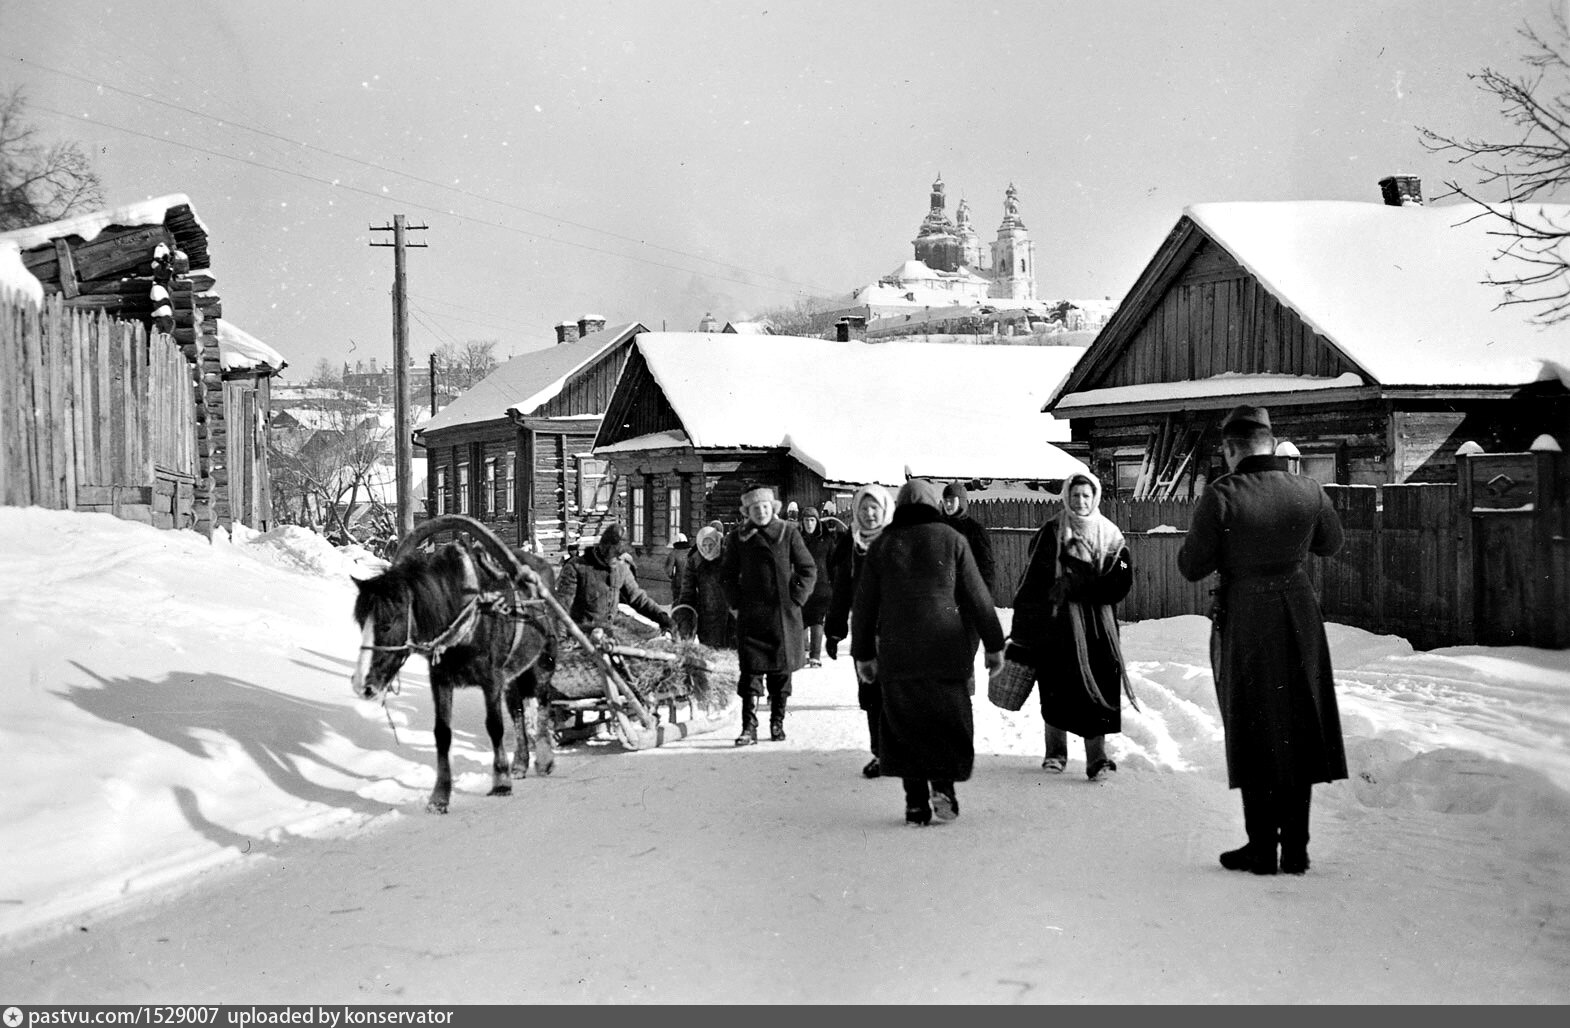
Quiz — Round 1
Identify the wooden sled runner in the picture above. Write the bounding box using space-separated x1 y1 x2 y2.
396 515 731 751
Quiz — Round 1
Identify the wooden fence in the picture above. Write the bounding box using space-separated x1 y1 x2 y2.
1 292 197 527
973 470 1567 651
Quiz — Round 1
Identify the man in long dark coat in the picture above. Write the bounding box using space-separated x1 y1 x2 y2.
851 479 1005 825
720 484 816 746
1178 405 1346 876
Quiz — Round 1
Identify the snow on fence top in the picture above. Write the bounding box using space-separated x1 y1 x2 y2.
215 319 287 374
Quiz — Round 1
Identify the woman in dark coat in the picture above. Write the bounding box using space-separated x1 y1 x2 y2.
851 479 1005 825
554 522 674 634
799 506 841 667
1178 404 1346 876
825 483 894 777
1006 471 1133 781
720 485 817 745
677 521 733 648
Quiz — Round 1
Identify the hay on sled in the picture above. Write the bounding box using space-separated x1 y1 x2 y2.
549 627 737 713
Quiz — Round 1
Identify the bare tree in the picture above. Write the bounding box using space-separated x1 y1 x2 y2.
749 294 839 337
1420 9 1570 322
268 397 393 542
432 339 499 392
307 358 343 387
0 87 105 231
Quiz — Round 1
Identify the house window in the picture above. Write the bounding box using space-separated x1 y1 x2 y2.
668 482 684 542
629 481 647 545
457 462 470 515
504 454 515 513
1112 449 1145 499
483 458 497 517
576 456 611 513
1300 452 1338 485
435 467 448 515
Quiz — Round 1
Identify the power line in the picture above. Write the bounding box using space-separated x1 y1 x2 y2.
30 99 834 300
5 54 841 296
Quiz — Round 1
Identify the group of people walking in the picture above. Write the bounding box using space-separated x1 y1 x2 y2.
552 404 1348 875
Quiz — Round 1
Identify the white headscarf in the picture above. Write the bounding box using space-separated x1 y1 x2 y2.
850 483 895 551
1055 471 1125 573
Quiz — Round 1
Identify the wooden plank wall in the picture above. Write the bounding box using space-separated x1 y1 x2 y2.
1103 239 1354 388
2 293 201 524
976 483 1488 649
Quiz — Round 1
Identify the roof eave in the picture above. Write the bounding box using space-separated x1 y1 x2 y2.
1051 384 1381 420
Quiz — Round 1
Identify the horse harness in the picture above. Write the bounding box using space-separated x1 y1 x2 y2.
362 545 553 679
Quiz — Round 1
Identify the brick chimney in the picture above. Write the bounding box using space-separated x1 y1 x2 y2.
1378 175 1423 207
555 320 580 345
577 313 607 339
835 316 868 342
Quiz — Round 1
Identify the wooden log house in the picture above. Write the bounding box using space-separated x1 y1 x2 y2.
593 331 1091 592
414 318 645 558
0 195 286 532
1046 178 1570 499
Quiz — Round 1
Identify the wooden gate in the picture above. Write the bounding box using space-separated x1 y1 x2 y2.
1457 449 1566 647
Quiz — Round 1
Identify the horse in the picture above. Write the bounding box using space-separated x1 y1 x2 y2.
350 540 559 813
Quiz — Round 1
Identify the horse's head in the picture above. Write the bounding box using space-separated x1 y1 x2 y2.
351 562 418 699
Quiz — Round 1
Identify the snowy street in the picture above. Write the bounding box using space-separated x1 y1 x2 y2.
1 507 1567 1003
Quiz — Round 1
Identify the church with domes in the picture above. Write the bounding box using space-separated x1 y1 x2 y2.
905 174 1036 302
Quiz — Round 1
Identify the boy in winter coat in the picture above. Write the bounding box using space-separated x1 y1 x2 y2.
720 484 817 746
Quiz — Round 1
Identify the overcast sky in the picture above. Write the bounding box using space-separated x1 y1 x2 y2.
0 0 1558 378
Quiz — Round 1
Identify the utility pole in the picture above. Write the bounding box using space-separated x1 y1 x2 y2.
429 352 439 417
369 215 428 539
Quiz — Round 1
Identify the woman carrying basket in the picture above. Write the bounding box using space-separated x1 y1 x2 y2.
1000 471 1134 781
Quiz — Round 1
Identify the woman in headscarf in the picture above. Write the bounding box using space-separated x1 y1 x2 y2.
1005 470 1134 780
677 520 734 648
851 479 1005 825
824 484 895 777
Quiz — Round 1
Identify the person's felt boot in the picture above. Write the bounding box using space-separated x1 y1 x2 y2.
735 694 759 747
903 777 931 826
769 696 787 741
1222 788 1279 874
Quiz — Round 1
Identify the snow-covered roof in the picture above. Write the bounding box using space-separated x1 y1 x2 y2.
215 319 287 374
1186 200 1570 388
1054 372 1368 414
722 321 772 334
599 333 1090 485
0 193 208 251
0 240 43 306
418 321 643 436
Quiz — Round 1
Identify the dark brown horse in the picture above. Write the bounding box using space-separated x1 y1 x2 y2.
351 540 558 813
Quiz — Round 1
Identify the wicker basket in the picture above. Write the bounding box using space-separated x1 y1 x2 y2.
987 658 1038 711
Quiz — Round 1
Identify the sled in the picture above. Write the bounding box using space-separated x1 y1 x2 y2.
396 515 731 751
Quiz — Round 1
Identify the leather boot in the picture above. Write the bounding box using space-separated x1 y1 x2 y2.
1221 787 1279 875
1279 784 1312 874
769 695 787 741
735 694 758 747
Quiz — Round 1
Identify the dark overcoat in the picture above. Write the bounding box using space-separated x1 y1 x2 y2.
719 517 816 675
555 546 670 633
800 520 841 625
850 505 1005 781
944 512 998 602
677 548 734 648
1177 454 1347 790
825 530 878 709
1008 525 1133 737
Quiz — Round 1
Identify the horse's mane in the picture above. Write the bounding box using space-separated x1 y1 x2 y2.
354 546 475 639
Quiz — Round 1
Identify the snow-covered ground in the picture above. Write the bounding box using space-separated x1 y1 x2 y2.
1 506 1567 1002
